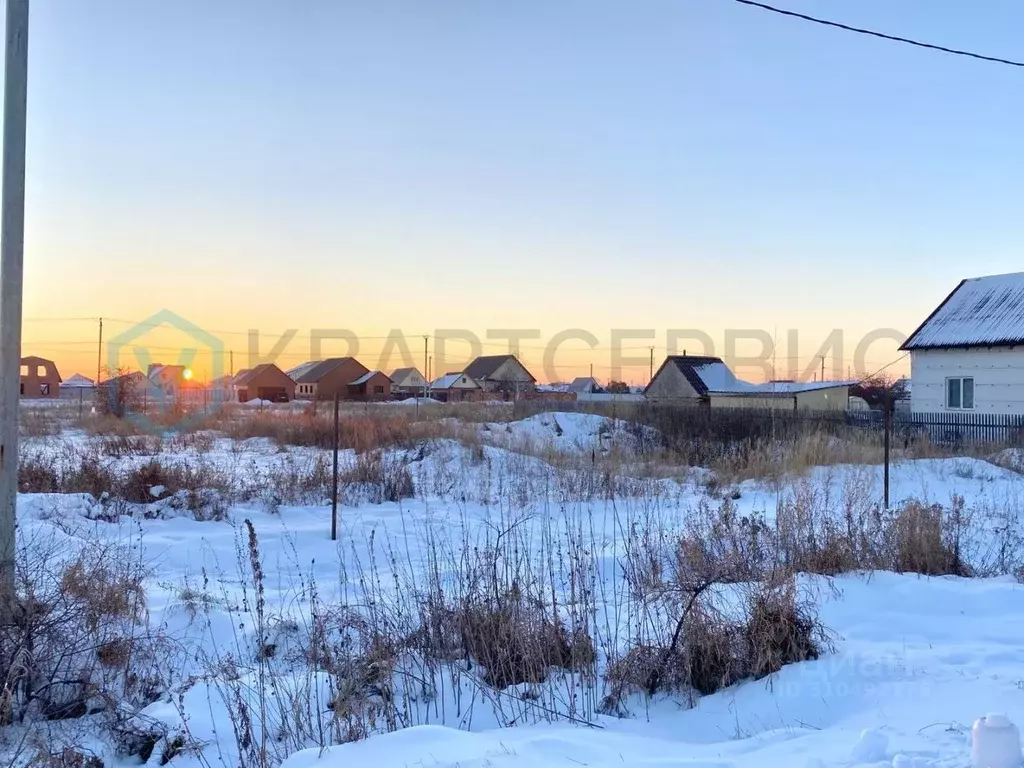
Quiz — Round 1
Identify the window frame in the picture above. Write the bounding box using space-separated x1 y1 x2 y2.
945 376 975 410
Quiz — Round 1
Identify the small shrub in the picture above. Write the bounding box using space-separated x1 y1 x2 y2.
684 607 745 696
31 748 104 768
745 580 826 680
887 500 968 576
604 644 689 703
456 594 595 689
339 451 415 504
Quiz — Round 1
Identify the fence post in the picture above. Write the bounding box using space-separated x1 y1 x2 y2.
883 392 891 509
331 389 340 541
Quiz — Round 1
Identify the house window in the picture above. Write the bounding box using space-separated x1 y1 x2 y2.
373 385 384 395
946 377 974 409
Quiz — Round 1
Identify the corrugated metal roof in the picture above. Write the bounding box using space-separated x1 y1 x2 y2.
902 272 1024 350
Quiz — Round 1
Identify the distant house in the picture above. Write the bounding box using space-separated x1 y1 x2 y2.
293 357 369 400
20 356 61 399
59 373 95 400
390 367 428 395
430 372 480 402
285 360 322 381
900 271 1024 414
234 363 295 403
463 355 536 397
148 364 186 400
99 371 149 415
348 370 391 401
569 376 604 395
645 355 851 411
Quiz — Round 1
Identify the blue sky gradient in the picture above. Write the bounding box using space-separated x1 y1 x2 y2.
12 1 1024 380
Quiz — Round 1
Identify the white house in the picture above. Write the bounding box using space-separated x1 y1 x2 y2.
901 271 1024 414
430 372 481 402
390 367 429 395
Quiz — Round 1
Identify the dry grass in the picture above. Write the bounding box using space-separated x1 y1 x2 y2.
446 593 595 690
886 497 969 576
1 531 163 737
13 399 1024 761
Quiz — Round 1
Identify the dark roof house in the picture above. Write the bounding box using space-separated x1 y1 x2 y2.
293 357 370 400
348 370 391 401
463 354 536 393
234 363 295 403
569 376 604 394
645 355 853 408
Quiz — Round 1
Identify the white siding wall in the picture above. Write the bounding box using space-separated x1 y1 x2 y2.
910 347 1024 413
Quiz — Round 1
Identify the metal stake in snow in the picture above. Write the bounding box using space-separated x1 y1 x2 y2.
0 0 29 622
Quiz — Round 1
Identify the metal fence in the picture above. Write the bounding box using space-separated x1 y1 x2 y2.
892 411 1024 448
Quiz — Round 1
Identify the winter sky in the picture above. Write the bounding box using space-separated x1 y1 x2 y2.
14 1 1024 381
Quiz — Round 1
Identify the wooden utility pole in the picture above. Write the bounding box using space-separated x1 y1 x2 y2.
96 317 103 384
422 335 428 399
331 390 340 541
0 0 29 621
820 354 825 383
648 347 654 384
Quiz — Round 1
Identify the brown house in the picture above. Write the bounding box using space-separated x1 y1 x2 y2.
20 355 61 399
294 357 370 400
234 363 295 403
463 354 536 397
348 370 391 401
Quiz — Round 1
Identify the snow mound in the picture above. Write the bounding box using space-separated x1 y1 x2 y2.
244 398 273 407
851 728 888 762
480 412 656 455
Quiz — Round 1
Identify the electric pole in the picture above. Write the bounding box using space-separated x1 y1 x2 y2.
820 354 825 383
96 317 103 383
422 335 428 398
0 0 30 620
648 346 654 384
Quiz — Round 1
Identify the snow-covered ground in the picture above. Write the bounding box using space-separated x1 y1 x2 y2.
13 410 1024 767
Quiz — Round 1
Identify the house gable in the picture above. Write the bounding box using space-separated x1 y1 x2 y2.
390 367 427 389
488 358 535 384
644 359 702 400
902 272 1024 350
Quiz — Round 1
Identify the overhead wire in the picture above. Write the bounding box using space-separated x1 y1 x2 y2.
731 0 1024 68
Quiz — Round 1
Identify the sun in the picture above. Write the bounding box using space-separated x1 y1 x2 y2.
183 368 194 381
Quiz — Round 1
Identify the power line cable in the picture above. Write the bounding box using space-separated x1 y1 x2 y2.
731 0 1024 68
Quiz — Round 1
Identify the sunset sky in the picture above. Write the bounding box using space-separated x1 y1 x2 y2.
15 1 1024 383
